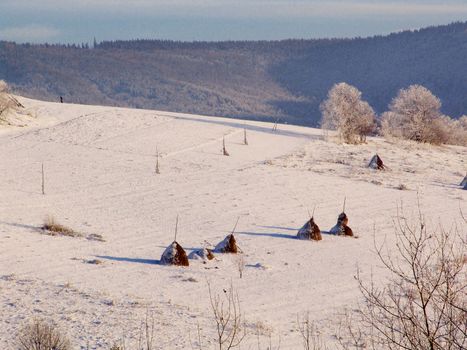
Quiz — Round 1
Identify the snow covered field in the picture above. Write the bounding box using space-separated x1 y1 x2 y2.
1 97 465 349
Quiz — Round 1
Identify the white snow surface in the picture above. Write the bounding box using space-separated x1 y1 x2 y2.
0 97 466 349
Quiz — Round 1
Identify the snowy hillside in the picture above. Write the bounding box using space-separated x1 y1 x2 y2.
0 97 465 349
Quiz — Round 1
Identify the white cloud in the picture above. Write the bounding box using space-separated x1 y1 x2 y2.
0 25 60 43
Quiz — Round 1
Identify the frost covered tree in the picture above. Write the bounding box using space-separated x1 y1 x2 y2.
0 80 24 125
320 83 376 144
381 85 450 145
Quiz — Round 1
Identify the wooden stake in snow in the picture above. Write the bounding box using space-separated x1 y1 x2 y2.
272 118 279 132
222 137 230 156
342 197 346 213
174 214 179 242
231 216 240 235
41 163 45 195
155 147 160 174
243 128 248 145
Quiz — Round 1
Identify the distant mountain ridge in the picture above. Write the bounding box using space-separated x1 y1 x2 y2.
1 21 466 126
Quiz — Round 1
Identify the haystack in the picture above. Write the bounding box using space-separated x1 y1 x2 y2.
329 212 353 237
188 247 215 261
215 234 239 253
297 217 322 241
160 241 189 266
460 175 467 188
368 154 385 170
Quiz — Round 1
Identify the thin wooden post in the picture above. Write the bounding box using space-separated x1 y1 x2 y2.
155 147 160 174
223 137 229 156
174 215 179 242
41 163 45 195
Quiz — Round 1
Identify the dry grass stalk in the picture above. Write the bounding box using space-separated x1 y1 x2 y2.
297 312 328 350
236 254 245 278
42 216 82 238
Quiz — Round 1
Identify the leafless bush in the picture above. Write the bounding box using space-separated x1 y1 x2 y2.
17 319 71 350
208 282 246 349
320 82 376 144
111 309 156 350
297 312 328 350
235 254 245 279
343 204 466 349
251 321 281 350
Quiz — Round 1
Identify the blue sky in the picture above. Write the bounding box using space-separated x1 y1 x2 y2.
1 1 466 43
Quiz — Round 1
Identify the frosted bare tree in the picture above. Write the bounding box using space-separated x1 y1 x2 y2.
0 80 23 124
342 205 467 349
320 83 376 144
381 85 452 145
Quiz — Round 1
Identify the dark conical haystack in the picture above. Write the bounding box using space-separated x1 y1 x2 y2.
368 154 385 170
160 241 189 266
215 234 238 253
330 212 353 237
460 175 467 188
188 247 215 261
297 217 322 241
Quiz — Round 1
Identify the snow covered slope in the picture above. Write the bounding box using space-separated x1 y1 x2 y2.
1 97 465 349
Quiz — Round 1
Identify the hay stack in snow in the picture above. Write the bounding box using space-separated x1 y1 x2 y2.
188 247 215 261
160 241 189 266
460 175 467 188
368 154 385 170
215 234 239 253
297 217 322 241
216 217 241 253
330 212 353 237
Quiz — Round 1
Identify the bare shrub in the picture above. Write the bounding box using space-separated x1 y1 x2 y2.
235 254 245 278
208 282 246 349
42 216 82 238
345 205 467 349
380 85 459 145
111 309 156 350
297 312 328 350
17 319 71 350
320 82 376 144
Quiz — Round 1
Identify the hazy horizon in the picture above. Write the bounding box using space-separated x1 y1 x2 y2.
1 1 466 44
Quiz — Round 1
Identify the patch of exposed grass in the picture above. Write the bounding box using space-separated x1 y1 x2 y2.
42 216 105 242
86 233 105 242
42 216 82 238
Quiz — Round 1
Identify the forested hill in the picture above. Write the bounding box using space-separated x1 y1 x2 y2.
1 22 466 126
